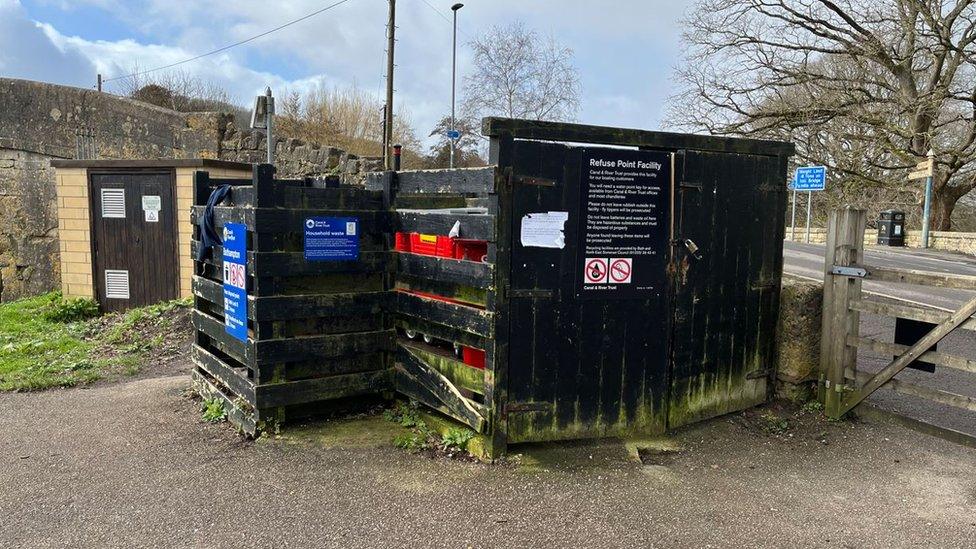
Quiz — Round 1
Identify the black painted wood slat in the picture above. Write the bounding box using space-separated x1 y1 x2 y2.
396 253 493 290
395 291 493 338
482 117 795 157
395 211 495 242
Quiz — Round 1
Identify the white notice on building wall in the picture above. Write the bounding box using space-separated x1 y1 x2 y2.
520 211 568 249
142 195 161 211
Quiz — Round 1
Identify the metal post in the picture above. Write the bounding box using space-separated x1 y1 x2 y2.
805 191 812 243
921 149 935 248
97 73 102 92
384 0 396 170
265 87 275 165
450 3 463 169
790 188 797 241
393 144 402 171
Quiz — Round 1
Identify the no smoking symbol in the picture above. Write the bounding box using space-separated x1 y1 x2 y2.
584 258 608 284
609 258 632 284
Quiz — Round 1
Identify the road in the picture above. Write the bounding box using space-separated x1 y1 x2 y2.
783 241 976 436
3 375 976 547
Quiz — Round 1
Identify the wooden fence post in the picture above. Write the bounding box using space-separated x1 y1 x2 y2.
820 207 866 418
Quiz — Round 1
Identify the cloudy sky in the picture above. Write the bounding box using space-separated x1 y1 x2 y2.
1 0 697 145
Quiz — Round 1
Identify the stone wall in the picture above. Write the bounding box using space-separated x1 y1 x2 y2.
0 149 60 300
786 227 976 256
775 276 824 401
0 77 379 301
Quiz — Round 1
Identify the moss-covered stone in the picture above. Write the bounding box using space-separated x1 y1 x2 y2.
776 276 823 396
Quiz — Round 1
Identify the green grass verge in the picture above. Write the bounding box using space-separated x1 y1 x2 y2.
0 292 189 391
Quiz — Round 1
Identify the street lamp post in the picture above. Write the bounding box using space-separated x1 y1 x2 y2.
450 3 463 169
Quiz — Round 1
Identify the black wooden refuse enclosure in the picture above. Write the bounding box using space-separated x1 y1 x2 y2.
189 117 794 456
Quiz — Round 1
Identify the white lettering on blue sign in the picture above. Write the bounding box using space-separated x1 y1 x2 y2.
304 217 360 261
794 166 827 191
222 223 248 342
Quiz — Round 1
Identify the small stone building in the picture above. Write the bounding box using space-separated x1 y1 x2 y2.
51 159 251 310
0 77 378 302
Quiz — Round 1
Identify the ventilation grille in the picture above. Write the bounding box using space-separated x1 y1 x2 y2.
100 188 126 218
104 270 130 299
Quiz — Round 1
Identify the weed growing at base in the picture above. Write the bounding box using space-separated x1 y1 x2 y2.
384 402 476 456
0 292 190 391
201 398 226 423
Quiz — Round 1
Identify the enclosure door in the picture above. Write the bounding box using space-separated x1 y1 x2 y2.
90 171 179 312
505 141 673 443
668 150 787 428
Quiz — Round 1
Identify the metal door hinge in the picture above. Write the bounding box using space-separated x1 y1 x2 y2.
505 402 552 413
512 175 556 187
504 288 555 299
679 181 702 191
830 266 866 278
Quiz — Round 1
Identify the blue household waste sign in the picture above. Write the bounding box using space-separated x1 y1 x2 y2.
304 217 359 261
222 223 248 342
794 166 827 191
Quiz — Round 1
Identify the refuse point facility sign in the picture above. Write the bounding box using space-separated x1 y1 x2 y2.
793 166 827 191
222 223 248 342
578 148 671 299
304 217 360 261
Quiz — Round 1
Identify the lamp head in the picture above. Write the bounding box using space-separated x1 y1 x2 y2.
451 3 463 11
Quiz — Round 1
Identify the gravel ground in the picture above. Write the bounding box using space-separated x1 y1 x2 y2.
2 373 976 548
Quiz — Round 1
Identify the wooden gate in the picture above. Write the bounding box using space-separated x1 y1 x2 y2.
821 208 976 437
89 171 179 311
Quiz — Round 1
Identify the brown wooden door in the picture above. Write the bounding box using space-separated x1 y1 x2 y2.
90 171 179 312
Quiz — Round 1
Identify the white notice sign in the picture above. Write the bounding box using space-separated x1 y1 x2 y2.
520 211 568 249
145 209 159 223
142 195 161 211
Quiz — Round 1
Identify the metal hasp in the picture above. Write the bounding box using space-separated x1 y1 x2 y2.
830 265 867 278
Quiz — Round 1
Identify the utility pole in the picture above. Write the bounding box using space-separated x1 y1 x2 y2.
450 3 464 169
384 0 396 170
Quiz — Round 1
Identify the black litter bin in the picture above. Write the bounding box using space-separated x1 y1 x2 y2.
877 209 905 246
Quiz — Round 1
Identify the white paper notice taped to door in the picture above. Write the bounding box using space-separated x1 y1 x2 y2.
520 211 568 249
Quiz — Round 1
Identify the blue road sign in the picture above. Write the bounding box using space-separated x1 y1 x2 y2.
222 223 248 342
304 217 359 261
794 166 827 191
446 129 461 140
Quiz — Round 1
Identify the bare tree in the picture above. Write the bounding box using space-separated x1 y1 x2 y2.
112 68 241 115
276 83 423 166
423 116 486 169
463 22 582 123
670 0 976 229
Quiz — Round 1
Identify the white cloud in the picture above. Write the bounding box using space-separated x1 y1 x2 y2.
11 0 699 147
0 0 95 86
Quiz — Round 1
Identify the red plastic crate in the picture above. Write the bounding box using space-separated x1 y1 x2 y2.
395 232 410 252
454 239 488 262
462 347 486 369
408 233 455 258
